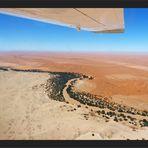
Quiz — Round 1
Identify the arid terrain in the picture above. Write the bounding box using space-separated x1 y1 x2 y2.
0 52 148 140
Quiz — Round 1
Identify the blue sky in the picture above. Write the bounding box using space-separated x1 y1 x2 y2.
0 8 148 53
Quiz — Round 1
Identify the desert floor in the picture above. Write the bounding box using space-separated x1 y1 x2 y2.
0 52 148 139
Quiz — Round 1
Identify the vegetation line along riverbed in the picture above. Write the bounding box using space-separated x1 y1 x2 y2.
0 66 148 127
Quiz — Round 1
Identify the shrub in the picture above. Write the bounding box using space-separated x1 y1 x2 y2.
114 117 118 122
143 119 148 126
119 118 123 121
77 105 81 108
102 110 105 114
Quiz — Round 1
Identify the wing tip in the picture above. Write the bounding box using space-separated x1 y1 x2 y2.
92 28 124 33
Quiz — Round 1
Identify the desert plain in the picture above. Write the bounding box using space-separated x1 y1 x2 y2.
0 52 148 140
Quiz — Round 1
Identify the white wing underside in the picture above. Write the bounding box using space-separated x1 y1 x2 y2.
0 8 124 33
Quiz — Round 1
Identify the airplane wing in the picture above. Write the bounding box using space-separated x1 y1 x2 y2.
0 8 124 33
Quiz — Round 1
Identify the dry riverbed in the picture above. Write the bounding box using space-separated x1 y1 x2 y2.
0 68 148 140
